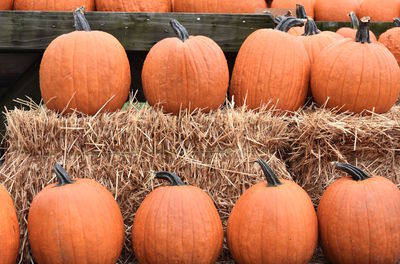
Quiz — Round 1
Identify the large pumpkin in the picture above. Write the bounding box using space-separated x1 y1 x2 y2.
28 164 124 264
358 0 400 22
40 8 131 115
14 0 94 10
173 0 267 13
96 0 171 12
314 0 360 21
0 185 20 264
142 19 229 114
132 171 223 264
311 17 400 113
0 0 13 9
227 160 318 264
271 0 314 18
336 11 377 41
318 163 400 264
379 18 400 64
230 16 310 111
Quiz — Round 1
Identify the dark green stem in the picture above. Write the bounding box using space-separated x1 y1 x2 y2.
335 163 371 181
274 10 293 25
355 16 371 43
170 19 189 42
303 17 321 36
394 18 400 27
296 4 308 19
349 12 359 29
256 159 282 187
275 16 306 32
74 7 91 32
54 163 75 186
155 171 185 186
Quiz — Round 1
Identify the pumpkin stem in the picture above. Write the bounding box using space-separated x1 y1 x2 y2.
275 16 306 32
170 19 189 42
155 171 186 186
54 163 75 186
274 10 292 25
349 11 359 29
303 17 321 36
74 7 91 32
296 4 308 19
394 18 400 27
335 163 371 181
265 0 272 8
256 159 282 187
355 16 371 43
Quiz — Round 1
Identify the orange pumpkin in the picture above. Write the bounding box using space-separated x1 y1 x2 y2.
14 0 94 10
40 8 131 115
271 0 314 18
336 12 377 42
230 16 310 111
318 163 400 264
28 164 124 264
379 18 400 64
132 171 223 264
0 0 13 9
96 0 171 12
227 160 318 264
358 0 400 22
142 19 229 114
311 17 400 113
0 185 20 264
314 0 360 21
173 0 267 13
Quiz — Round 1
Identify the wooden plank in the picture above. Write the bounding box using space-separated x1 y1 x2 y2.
0 11 278 52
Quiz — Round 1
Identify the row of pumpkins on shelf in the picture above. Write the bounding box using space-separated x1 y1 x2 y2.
40 6 400 116
1 0 399 22
1 161 399 263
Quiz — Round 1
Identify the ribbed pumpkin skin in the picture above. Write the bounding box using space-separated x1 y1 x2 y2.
227 180 318 264
311 38 400 113
288 26 305 35
358 0 400 22
336 28 377 42
173 0 267 13
380 28 400 64
230 29 310 110
96 0 171 12
142 36 229 114
132 185 223 264
28 179 124 264
14 0 95 10
40 31 131 115
0 185 20 264
271 0 314 18
314 0 360 21
0 0 13 9
318 176 400 264
300 31 343 62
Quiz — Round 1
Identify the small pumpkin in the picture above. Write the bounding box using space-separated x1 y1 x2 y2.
96 0 171 12
379 18 400 64
336 12 377 42
14 0 94 10
28 164 124 264
0 0 13 10
0 185 20 264
142 19 229 114
311 17 400 113
132 171 223 264
314 0 360 21
173 0 267 13
318 163 400 264
227 160 318 264
230 16 310 111
358 0 400 22
40 8 131 115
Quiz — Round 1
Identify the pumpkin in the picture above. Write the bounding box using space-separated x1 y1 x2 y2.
0 185 20 264
142 19 229 114
230 16 310 111
28 164 124 264
318 163 400 264
132 171 223 264
96 0 171 12
379 18 400 64
40 8 131 115
314 0 360 21
14 0 94 10
227 160 318 264
0 0 13 9
359 0 400 22
336 12 377 42
173 0 267 13
311 17 400 113
271 0 314 18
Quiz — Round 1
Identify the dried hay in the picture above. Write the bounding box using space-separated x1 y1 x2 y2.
1 101 400 263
